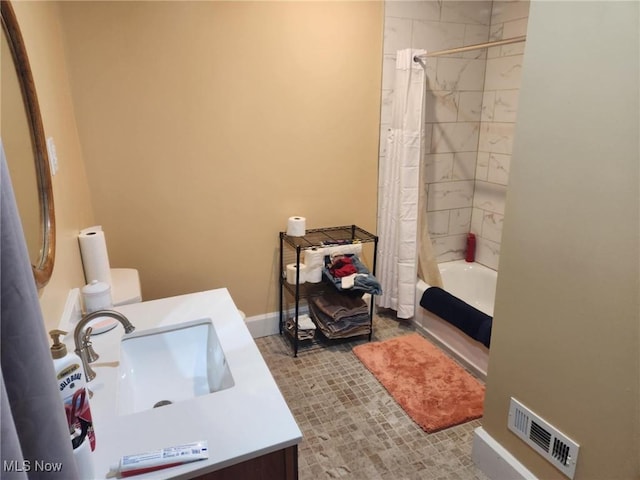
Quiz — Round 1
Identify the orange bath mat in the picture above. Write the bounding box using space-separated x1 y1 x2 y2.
353 333 485 433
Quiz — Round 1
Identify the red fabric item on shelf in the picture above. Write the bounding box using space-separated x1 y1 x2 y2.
329 257 357 277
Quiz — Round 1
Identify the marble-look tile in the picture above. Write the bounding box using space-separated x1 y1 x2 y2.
503 17 529 38
452 152 477 180
461 48 488 61
500 41 526 57
478 122 515 155
481 211 503 243
441 1 492 26
489 23 503 42
470 207 484 234
473 180 507 215
458 91 483 122
431 122 480 153
487 153 511 185
484 55 523 90
434 58 486 91
428 180 474 210
463 24 490 47
425 90 459 123
381 55 398 91
425 153 454 182
475 152 489 181
424 123 433 154
383 16 412 55
486 45 501 60
491 0 531 25
384 0 441 22
433 234 467 262
480 91 495 121
427 210 450 237
493 90 520 122
449 207 473 234
476 237 500 270
413 20 466 53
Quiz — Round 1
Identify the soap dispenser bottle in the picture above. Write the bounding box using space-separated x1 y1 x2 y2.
49 330 96 478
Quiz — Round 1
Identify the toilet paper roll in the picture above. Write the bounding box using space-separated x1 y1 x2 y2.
78 226 112 285
286 216 306 237
303 246 325 269
286 263 307 285
305 266 323 283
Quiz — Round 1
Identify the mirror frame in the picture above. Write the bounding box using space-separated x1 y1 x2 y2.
1 0 56 289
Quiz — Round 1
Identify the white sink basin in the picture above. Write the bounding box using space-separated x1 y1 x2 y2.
117 318 234 415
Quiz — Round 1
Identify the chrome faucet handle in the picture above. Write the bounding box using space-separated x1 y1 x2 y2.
82 327 100 363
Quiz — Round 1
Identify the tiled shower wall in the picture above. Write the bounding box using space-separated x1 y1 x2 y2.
380 1 530 271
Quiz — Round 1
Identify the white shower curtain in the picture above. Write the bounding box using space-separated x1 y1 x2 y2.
377 49 426 319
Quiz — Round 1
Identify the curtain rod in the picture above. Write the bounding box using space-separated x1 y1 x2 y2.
413 35 526 62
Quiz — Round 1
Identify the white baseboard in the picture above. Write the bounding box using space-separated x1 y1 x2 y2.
472 427 538 480
243 305 310 339
244 311 280 338
243 295 375 339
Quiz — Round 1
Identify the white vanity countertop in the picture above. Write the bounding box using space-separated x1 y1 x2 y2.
63 288 301 479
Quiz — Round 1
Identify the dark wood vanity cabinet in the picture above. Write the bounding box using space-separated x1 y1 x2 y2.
194 445 298 480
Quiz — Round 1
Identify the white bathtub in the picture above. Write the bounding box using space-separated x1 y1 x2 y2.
413 260 496 379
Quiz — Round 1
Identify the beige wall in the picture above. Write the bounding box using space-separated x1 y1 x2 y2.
10 1 94 331
58 1 383 316
483 2 639 479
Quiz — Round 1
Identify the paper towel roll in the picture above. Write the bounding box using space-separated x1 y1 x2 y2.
78 226 112 285
286 263 306 285
286 216 306 237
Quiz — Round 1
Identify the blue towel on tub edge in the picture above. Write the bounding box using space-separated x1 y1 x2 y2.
419 286 492 348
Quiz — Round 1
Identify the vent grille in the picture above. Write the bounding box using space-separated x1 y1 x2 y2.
553 438 571 466
508 398 580 479
530 421 551 451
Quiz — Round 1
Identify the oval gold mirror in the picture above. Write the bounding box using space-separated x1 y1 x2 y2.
1 0 56 289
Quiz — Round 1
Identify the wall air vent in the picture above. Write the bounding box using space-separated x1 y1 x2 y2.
508 397 580 479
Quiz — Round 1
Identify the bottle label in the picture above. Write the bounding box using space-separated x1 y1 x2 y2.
57 363 81 382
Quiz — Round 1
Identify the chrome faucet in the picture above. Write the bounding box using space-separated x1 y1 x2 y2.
74 310 135 382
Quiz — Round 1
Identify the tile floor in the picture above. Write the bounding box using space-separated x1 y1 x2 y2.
255 313 490 480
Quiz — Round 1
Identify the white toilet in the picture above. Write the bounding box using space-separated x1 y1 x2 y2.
109 268 247 321
110 268 142 306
